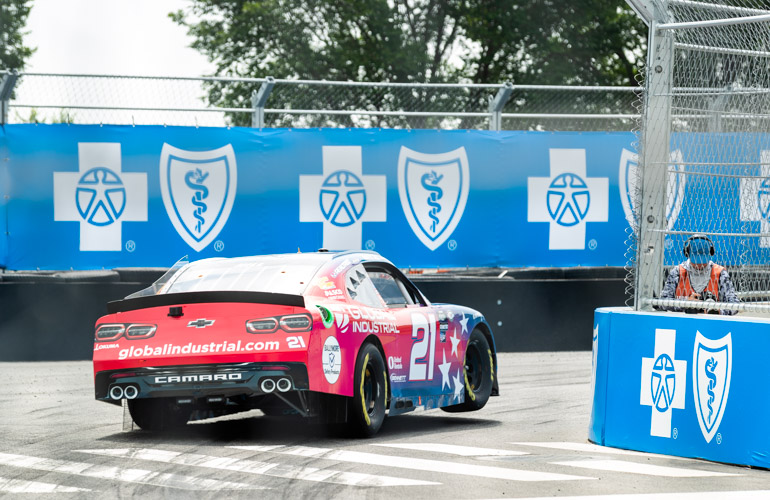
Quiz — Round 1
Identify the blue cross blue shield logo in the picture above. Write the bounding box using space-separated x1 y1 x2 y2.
320 170 367 227
76 167 126 226
160 143 237 252
693 331 732 443
398 147 469 251
618 148 685 231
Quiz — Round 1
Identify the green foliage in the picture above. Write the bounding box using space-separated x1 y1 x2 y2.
0 0 35 71
172 0 647 126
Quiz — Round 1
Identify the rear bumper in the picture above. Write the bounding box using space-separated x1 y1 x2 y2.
95 362 309 403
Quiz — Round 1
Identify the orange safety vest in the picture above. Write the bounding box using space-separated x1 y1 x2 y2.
675 263 723 300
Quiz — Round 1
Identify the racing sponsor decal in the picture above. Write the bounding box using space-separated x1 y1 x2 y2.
329 305 397 334
53 143 148 251
154 373 243 384
693 331 732 444
398 147 470 251
94 343 120 351
388 356 403 370
160 143 237 252
316 305 335 329
388 356 407 382
317 276 337 290
322 336 341 384
118 340 279 360
330 259 352 279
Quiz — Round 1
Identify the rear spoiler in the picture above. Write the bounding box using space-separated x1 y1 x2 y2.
107 291 305 314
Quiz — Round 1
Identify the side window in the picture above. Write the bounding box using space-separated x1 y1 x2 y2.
368 271 411 307
345 264 385 308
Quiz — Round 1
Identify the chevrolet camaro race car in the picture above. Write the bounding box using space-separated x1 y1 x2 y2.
93 251 499 437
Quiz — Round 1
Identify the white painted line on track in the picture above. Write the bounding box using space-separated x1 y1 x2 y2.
76 448 436 487
492 491 770 500
373 443 529 457
0 452 261 491
230 445 595 482
0 476 90 493
511 442 689 460
551 459 740 477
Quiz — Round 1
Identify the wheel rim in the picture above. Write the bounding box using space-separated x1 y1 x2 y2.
363 365 377 415
465 341 483 393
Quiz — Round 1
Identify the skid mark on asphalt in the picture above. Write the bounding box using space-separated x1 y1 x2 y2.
373 443 529 457
551 459 740 478
230 445 595 482
76 448 436 487
0 476 90 493
511 442 690 460
0 453 261 491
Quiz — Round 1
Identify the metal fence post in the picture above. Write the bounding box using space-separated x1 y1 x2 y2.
488 82 513 131
0 71 19 125
251 76 275 128
635 2 673 311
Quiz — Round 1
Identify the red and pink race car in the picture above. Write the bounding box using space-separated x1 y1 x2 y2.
93 251 498 436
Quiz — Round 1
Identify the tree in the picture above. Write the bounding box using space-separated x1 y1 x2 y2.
454 0 645 86
0 0 35 71
172 0 646 127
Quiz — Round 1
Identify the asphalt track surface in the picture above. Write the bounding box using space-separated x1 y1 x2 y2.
1 352 768 499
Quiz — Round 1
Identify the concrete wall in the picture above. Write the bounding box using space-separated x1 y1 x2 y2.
0 268 626 360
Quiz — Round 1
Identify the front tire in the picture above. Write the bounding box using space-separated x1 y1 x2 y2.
128 398 191 432
348 343 387 437
442 329 494 413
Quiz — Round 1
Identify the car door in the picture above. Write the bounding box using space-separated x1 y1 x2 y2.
363 263 451 411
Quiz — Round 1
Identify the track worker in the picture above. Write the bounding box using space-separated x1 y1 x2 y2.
660 234 739 315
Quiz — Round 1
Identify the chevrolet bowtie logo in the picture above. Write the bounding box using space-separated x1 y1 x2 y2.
187 318 215 328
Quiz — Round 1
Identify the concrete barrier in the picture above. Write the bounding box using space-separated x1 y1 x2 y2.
0 268 626 360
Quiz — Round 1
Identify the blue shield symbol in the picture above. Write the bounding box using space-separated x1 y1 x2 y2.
398 147 469 251
693 331 732 443
160 144 237 252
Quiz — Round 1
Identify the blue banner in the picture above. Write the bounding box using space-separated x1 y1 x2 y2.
591 307 770 468
3 124 639 270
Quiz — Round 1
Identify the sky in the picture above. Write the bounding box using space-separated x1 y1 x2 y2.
24 0 214 77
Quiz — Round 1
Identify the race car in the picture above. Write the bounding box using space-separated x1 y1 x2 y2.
93 251 499 437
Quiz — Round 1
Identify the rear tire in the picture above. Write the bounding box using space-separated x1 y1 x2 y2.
128 398 191 432
348 343 387 437
442 329 494 413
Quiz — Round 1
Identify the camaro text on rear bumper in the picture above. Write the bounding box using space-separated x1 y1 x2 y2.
153 373 243 384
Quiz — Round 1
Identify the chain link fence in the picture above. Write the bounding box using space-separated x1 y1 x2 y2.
0 72 639 131
629 0 770 315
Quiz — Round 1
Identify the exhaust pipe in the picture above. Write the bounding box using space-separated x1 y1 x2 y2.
276 377 292 392
260 378 276 393
109 385 124 400
123 385 139 399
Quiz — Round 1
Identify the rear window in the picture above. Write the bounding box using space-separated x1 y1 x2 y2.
128 255 326 298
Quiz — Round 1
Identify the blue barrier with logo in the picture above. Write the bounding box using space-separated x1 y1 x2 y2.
590 307 770 468
3 124 637 269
